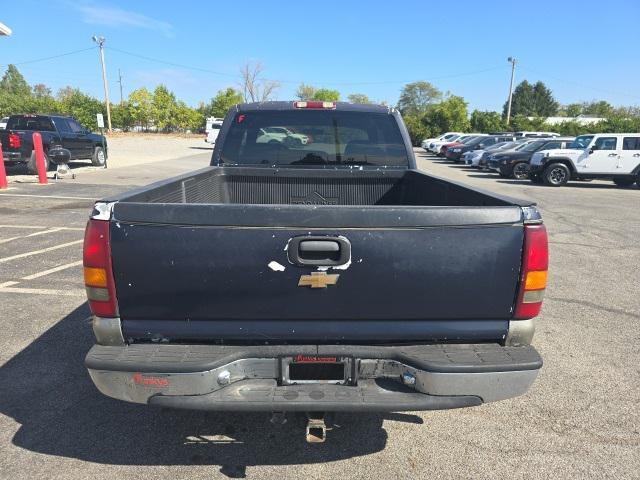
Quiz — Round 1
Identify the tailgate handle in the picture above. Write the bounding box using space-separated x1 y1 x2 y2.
288 236 351 267
299 241 340 253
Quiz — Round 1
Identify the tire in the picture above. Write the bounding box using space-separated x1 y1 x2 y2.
92 146 106 166
512 162 530 180
613 177 635 188
543 163 570 187
26 151 50 174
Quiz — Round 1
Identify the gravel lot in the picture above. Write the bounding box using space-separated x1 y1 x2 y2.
0 143 638 479
4 132 212 183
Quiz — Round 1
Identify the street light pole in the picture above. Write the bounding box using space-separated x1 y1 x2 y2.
506 57 517 126
92 36 112 133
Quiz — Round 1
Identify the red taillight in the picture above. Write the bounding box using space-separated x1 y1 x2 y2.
293 101 336 109
83 219 118 317
514 224 549 319
8 133 21 149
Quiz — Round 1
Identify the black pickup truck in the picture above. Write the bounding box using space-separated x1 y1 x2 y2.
83 102 547 441
0 114 107 173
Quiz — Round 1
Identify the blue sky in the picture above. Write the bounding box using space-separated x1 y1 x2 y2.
1 0 639 111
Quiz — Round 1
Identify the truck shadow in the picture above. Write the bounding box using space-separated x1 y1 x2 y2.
0 304 398 475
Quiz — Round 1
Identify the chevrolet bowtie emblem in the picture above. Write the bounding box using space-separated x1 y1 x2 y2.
298 272 340 288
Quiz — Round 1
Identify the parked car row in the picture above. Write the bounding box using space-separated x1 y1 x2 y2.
422 131 640 188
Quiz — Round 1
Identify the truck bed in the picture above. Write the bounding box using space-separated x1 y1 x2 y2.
111 166 518 207
97 166 535 345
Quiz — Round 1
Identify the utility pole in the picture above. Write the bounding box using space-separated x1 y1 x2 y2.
506 57 517 126
118 69 123 105
92 35 112 133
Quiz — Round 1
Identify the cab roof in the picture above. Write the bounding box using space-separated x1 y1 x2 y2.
234 101 393 114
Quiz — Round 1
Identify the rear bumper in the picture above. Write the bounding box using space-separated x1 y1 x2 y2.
2 151 26 164
86 343 542 412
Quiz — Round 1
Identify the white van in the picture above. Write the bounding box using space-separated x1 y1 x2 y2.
514 131 560 138
529 133 640 187
205 120 223 144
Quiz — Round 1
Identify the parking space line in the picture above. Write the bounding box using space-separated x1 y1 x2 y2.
0 239 83 264
0 236 21 245
0 286 85 296
21 260 83 280
0 225 85 231
24 227 67 237
0 193 96 200
0 281 20 288
0 228 68 245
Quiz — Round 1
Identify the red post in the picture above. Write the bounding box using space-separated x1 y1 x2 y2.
0 142 8 189
32 132 48 185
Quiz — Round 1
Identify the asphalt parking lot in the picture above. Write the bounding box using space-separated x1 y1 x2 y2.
0 147 638 479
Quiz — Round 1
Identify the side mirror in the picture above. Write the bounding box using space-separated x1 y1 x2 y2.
588 146 596 154
48 147 71 164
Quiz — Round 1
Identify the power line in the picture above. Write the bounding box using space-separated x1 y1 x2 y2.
106 45 508 87
0 46 97 67
106 46 238 79
519 65 640 101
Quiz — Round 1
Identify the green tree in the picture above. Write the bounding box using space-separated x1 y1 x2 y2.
296 83 317 101
470 110 504 133
152 85 178 131
57 87 104 129
347 93 371 104
312 88 340 101
582 100 614 117
128 87 153 130
532 81 558 116
208 87 243 117
563 103 583 117
402 114 434 146
423 95 470 133
111 102 133 130
0 65 31 97
504 80 558 118
397 81 442 115
503 80 534 118
174 101 203 132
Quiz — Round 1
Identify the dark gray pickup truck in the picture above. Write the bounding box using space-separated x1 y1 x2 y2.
83 101 547 442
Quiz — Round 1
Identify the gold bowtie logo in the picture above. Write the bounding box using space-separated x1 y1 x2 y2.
298 272 340 288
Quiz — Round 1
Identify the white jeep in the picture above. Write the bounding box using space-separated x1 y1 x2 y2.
529 133 640 187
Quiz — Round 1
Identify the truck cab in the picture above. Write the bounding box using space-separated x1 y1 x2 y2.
529 133 640 187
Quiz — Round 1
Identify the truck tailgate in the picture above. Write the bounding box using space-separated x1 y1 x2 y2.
109 203 524 341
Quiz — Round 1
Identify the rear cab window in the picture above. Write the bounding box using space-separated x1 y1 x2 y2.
220 110 409 167
52 118 71 133
6 116 56 131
